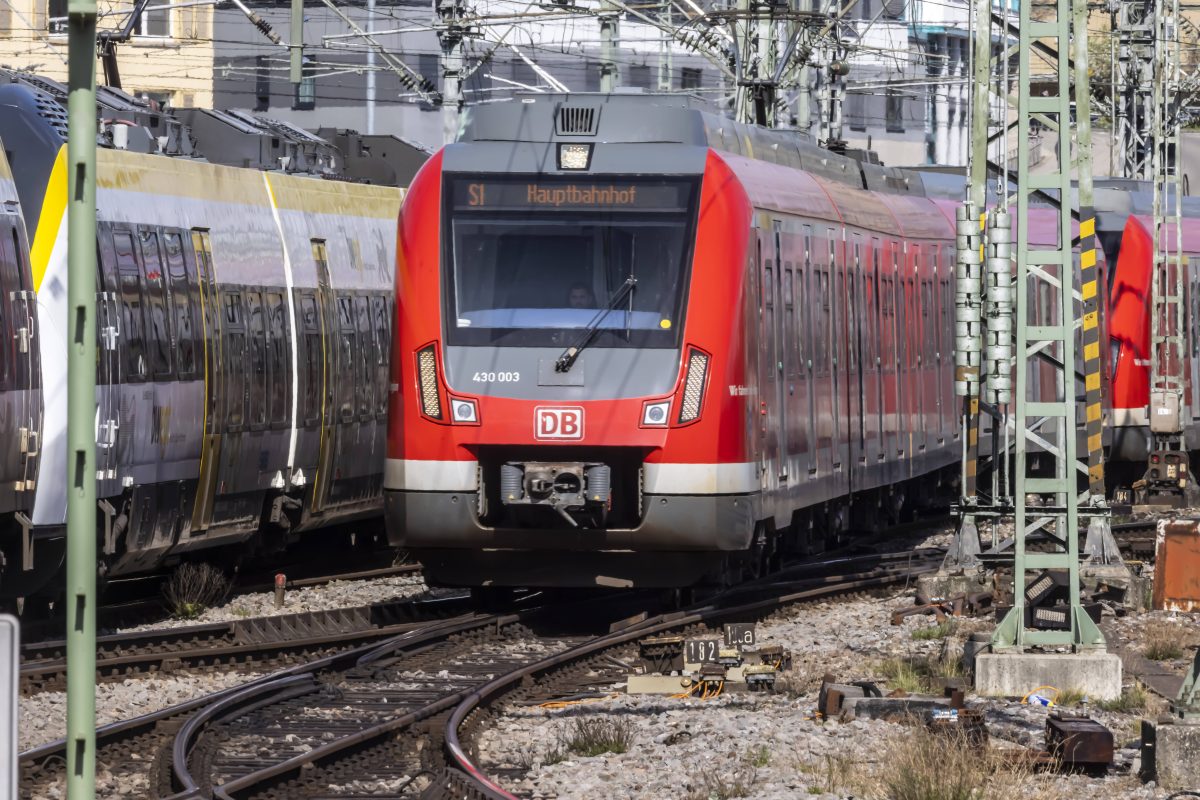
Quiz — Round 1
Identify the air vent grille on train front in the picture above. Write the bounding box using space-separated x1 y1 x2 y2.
556 106 599 136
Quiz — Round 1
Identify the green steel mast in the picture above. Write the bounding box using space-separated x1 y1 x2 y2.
66 0 98 793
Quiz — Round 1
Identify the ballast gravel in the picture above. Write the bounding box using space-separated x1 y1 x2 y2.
476 588 1177 799
19 669 267 754
119 570 442 633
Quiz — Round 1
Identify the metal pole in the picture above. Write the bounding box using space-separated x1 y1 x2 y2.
600 0 619 92
436 0 465 144
657 1 671 92
366 0 375 134
289 0 302 86
66 0 98 792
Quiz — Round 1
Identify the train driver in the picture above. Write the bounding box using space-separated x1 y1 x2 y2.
567 283 597 309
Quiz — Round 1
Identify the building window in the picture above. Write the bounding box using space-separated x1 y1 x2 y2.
847 91 867 132
886 85 904 133
255 55 270 112
136 6 171 36
680 67 702 91
629 64 651 89
294 56 316 110
47 0 66 33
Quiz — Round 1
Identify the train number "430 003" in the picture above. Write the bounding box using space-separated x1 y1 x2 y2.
472 371 520 383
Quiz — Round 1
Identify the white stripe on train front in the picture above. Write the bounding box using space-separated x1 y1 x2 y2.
642 462 757 495
383 459 758 496
385 459 479 492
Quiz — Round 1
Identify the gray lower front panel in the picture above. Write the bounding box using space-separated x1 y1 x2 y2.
385 489 756 552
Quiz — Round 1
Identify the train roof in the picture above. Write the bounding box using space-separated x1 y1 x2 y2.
457 93 947 199
0 68 422 186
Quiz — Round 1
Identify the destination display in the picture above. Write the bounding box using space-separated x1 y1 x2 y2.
450 178 692 212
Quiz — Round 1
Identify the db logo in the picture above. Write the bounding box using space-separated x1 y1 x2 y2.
535 407 584 440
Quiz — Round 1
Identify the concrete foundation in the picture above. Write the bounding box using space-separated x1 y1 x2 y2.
1142 719 1200 790
975 652 1122 701
915 571 991 604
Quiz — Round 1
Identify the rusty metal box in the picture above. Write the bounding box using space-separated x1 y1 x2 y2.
1153 519 1200 612
1046 713 1113 770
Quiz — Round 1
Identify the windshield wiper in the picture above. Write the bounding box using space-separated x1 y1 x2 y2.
554 276 637 373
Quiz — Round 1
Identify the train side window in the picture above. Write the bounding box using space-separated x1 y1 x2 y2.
300 293 322 426
163 232 196 378
372 295 390 416
223 291 246 429
921 280 934 363
337 295 357 420
354 294 373 417
113 230 146 381
266 292 288 425
139 230 172 379
246 291 267 427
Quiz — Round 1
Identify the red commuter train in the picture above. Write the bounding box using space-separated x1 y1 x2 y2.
1104 198 1200 490
384 94 1065 588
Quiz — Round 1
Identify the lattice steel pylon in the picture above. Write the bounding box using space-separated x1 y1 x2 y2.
1113 0 1155 179
990 0 1106 650
1140 0 1200 503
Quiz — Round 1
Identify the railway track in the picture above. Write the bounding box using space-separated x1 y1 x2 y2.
133 550 942 800
18 558 423 644
20 588 471 694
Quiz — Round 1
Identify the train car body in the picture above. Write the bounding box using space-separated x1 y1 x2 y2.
385 94 976 588
0 76 403 595
1107 212 1200 464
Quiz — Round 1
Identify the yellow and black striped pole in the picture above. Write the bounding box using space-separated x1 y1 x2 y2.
1078 211 1105 499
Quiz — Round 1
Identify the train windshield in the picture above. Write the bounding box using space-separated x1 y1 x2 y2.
443 175 699 347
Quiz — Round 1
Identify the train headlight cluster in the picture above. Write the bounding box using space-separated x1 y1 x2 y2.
417 345 444 420
678 349 710 424
641 400 671 427
451 398 479 424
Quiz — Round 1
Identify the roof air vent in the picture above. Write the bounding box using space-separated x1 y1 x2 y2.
556 106 599 136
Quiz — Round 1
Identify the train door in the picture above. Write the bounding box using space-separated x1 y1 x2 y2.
94 229 120 491
773 227 789 485
3 221 39 500
811 235 833 478
848 240 864 489
801 229 818 479
756 230 781 493
191 229 222 532
866 257 882 466
829 233 843 473
0 221 23 506
310 241 336 514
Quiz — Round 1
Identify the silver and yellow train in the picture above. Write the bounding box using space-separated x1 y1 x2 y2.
0 72 407 599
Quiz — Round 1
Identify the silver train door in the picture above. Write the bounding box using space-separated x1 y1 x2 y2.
8 224 37 497
310 241 335 514
0 221 37 505
191 229 222 531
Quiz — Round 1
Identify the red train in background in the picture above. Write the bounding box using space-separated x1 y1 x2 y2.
384 94 1087 589
1104 200 1200 483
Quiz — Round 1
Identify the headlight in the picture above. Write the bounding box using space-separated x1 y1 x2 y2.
417 345 443 420
451 398 478 424
641 400 670 427
678 349 709 423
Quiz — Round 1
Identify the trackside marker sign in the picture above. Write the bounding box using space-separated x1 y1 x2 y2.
535 407 584 440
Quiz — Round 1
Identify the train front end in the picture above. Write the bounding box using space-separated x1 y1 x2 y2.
385 95 753 588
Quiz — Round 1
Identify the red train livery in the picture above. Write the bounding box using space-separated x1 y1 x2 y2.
384 94 1060 588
